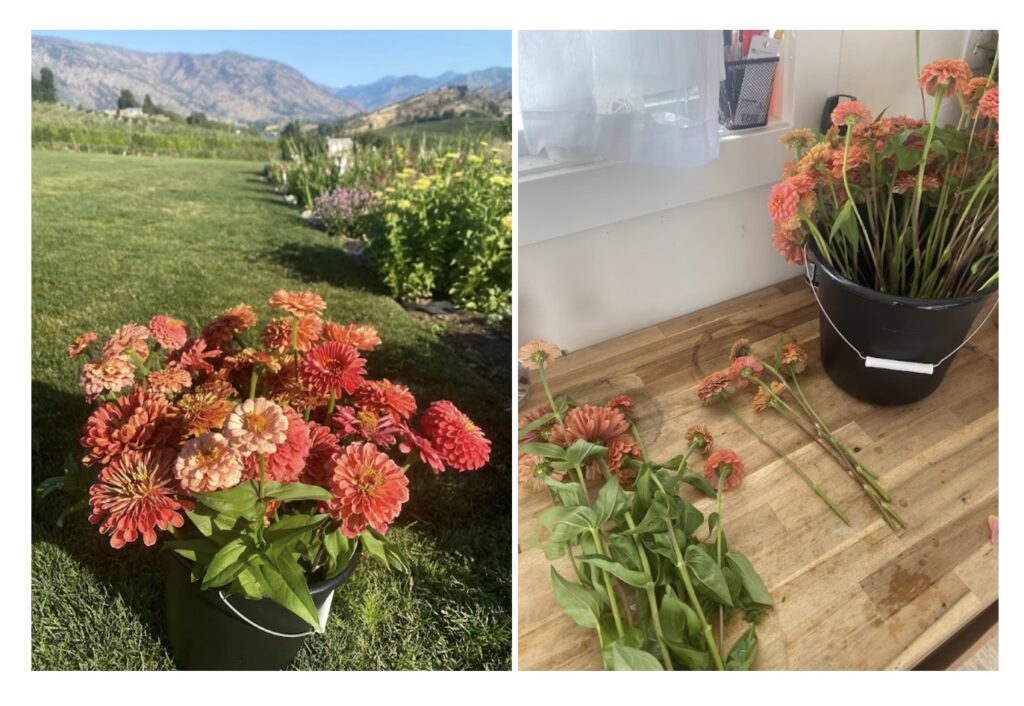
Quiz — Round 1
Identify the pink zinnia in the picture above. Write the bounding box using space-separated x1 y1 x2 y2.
300 341 367 397
80 391 179 467
301 421 342 487
397 424 446 474
89 448 188 548
175 432 245 493
148 315 188 351
772 225 807 265
729 355 764 389
767 180 802 229
167 338 221 375
325 442 410 538
419 400 491 472
145 367 193 396
102 323 151 363
78 356 137 402
223 397 289 457
918 59 972 97
830 100 872 128
704 449 745 491
333 406 402 447
353 379 417 422
67 331 99 358
243 407 310 482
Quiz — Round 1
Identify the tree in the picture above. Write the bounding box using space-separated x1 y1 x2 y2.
142 94 157 115
117 89 138 112
186 112 209 126
31 67 58 103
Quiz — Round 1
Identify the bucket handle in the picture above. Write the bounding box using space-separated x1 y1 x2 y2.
803 246 998 375
217 589 334 639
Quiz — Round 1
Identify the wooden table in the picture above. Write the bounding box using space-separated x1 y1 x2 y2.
518 277 998 670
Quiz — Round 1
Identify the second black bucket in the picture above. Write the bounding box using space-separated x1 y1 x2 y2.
163 544 361 670
808 246 996 406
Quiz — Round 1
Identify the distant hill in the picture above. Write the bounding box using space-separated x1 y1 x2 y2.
342 85 510 133
333 67 511 111
31 35 361 124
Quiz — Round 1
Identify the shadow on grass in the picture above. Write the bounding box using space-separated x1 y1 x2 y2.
264 242 386 295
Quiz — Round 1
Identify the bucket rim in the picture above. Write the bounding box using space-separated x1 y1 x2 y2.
169 541 362 597
808 241 998 309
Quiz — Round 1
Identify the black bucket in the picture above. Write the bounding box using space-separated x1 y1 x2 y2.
163 544 361 670
808 246 997 405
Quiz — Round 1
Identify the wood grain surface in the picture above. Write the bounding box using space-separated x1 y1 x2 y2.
517 277 998 671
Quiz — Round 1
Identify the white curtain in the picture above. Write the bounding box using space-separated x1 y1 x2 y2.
518 30 724 169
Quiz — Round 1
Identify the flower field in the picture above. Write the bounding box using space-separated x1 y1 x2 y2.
31 150 511 670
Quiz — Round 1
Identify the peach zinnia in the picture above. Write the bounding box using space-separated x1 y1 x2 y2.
752 381 786 413
779 128 816 151
78 356 137 402
353 379 417 422
767 179 802 229
301 341 368 397
697 371 731 405
262 316 323 353
168 338 221 375
605 395 635 416
918 59 972 97
325 442 410 538
518 404 554 444
685 425 714 454
243 407 310 483
420 400 491 471
178 390 234 437
518 454 545 493
145 367 193 396
67 331 98 358
322 322 382 352
301 421 342 487
80 391 178 466
89 448 187 548
979 87 998 121
704 449 745 491
268 289 326 317
175 432 245 493
550 405 629 448
148 315 188 351
333 406 402 447
202 304 257 350
102 323 151 363
729 355 764 389
780 343 809 374
518 339 561 370
223 397 289 456
772 225 808 265
830 100 872 128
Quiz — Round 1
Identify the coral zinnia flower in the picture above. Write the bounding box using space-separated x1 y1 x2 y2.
301 341 368 397
322 322 382 352
780 343 809 374
81 390 178 466
67 331 98 358
518 339 562 370
268 290 327 317
779 128 817 151
167 338 221 375
325 442 410 538
979 87 998 121
78 356 137 402
767 179 802 229
397 424 446 473
697 371 731 405
830 100 872 128
332 406 402 447
729 338 752 361
223 397 289 456
268 360 327 412
604 438 641 486
772 225 808 265
518 404 554 444
89 448 187 548
175 432 245 493
148 315 188 351
685 425 714 454
752 381 786 413
518 454 545 493
729 355 764 389
827 144 870 179
353 379 417 422
301 421 342 487
243 407 310 482
222 347 282 375
178 390 234 437
262 316 323 353
420 400 491 471
550 405 629 448
704 449 744 491
103 323 151 363
202 304 257 350
606 395 635 417
918 59 972 97
145 367 192 396
962 77 993 104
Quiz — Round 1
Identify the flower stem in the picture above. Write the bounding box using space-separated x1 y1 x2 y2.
715 473 726 650
325 390 337 420
721 397 851 526
248 368 259 400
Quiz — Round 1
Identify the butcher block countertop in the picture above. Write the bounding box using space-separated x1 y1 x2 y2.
517 277 998 671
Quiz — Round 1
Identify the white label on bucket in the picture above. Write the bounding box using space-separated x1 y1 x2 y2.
864 356 934 375
317 590 335 631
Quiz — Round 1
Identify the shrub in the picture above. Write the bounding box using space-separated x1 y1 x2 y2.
313 188 378 237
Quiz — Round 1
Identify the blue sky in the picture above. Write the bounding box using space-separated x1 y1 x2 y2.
32 30 511 87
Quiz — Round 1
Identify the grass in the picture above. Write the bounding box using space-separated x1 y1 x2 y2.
31 150 511 670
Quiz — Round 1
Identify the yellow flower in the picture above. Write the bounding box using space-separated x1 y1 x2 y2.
383 186 396 194
385 212 399 225
467 155 483 165
479 140 489 147
501 214 513 230
445 152 460 160
489 175 512 187
412 177 432 191
490 147 503 154
492 158 504 166
397 199 413 210
452 171 464 179
400 167 416 177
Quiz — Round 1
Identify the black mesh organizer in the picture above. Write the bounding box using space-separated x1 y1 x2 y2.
719 57 779 130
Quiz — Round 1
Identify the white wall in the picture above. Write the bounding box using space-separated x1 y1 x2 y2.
518 30 972 352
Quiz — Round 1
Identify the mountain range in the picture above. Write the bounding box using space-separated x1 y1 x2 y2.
31 35 511 125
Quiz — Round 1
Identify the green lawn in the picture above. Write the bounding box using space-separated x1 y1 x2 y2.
31 151 511 670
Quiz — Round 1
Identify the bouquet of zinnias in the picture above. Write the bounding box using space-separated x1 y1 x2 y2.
46 290 491 630
769 52 998 299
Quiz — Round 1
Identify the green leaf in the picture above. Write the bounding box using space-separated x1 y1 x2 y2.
620 499 669 536
667 640 712 670
544 506 597 545
726 625 759 670
564 439 607 467
610 643 664 671
678 471 716 498
684 544 733 607
550 567 601 629
194 482 261 519
259 549 322 631
579 555 649 588
543 476 588 507
659 587 694 642
894 143 922 171
830 201 859 250
262 481 333 503
726 550 774 606
360 529 409 573
164 537 219 564
593 477 626 525
202 534 258 589
519 442 566 460
234 565 266 600
265 514 328 556
518 411 556 437
322 528 355 576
